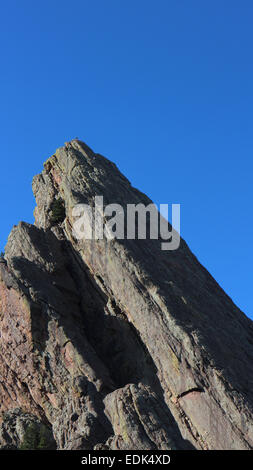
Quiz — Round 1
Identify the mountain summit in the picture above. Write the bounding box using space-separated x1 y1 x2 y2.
0 139 252 450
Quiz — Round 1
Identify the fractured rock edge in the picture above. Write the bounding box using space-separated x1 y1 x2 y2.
0 139 252 450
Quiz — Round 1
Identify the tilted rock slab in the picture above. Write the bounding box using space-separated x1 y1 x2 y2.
0 139 252 449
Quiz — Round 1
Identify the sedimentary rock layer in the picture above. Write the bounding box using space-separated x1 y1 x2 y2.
0 139 252 449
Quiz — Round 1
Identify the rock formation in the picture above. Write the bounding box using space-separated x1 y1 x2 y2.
0 139 252 450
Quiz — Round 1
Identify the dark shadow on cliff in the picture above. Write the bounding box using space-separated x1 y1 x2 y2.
8 227 196 450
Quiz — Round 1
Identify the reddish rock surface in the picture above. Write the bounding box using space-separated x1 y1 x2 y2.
0 139 252 449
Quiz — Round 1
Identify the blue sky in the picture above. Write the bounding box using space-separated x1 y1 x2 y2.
0 1 252 319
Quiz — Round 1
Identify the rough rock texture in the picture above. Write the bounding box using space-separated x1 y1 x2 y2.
0 408 55 449
0 139 253 450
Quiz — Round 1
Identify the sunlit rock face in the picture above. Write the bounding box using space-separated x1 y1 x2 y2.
0 139 252 450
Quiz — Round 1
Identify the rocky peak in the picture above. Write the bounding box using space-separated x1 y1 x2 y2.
0 139 252 450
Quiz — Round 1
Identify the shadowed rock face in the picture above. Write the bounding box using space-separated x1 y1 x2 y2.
0 139 252 450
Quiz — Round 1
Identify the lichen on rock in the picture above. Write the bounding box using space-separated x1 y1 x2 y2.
0 139 252 450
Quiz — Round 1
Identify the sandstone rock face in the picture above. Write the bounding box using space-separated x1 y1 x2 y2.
0 409 55 449
0 139 252 449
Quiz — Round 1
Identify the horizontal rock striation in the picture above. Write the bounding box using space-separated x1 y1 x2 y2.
0 139 252 449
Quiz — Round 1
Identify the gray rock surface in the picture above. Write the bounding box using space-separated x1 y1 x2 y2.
0 139 252 449
0 408 55 449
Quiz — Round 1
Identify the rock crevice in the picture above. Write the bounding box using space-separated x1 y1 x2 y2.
0 139 252 450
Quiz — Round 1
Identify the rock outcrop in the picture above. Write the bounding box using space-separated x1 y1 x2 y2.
0 139 252 450
0 409 55 450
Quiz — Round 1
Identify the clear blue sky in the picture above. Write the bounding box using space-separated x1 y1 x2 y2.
1 1 252 319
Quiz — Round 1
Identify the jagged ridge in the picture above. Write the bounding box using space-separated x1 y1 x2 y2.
0 139 252 449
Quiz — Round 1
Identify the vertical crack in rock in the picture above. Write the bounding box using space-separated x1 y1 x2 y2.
0 139 252 450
